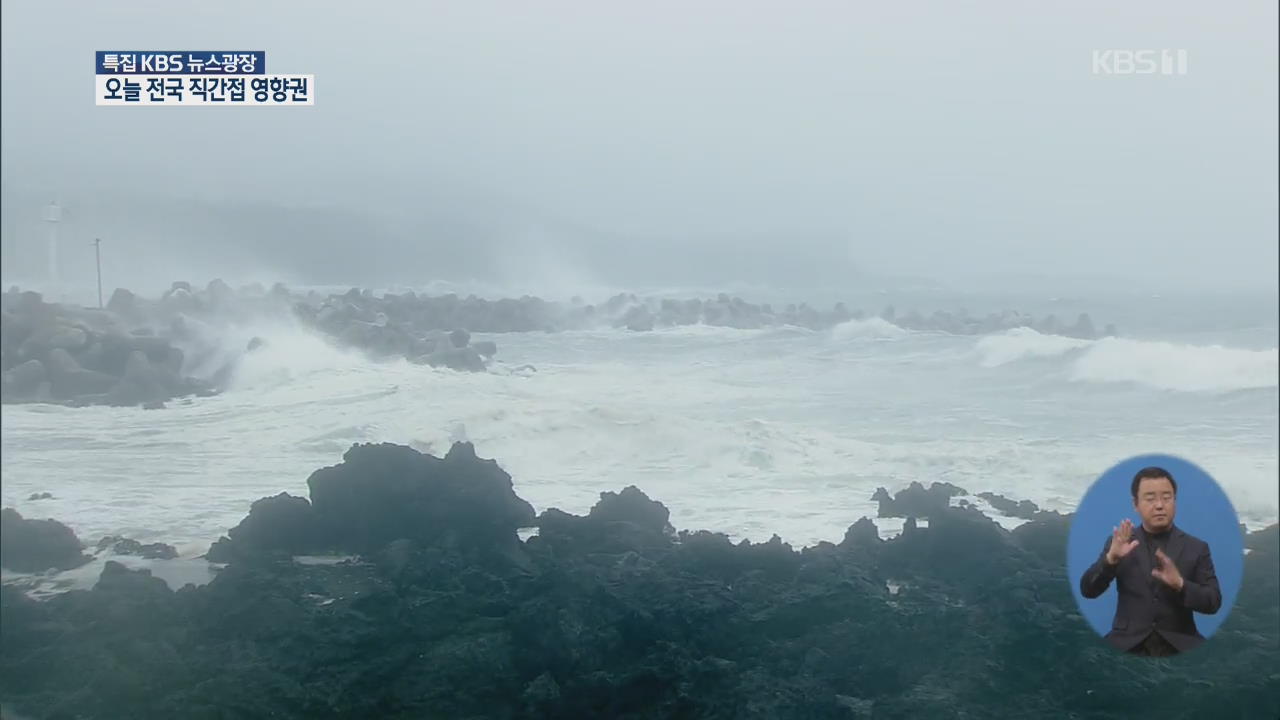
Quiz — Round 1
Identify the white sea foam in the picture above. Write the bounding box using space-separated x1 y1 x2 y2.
975 328 1278 393
974 328 1092 367
2 318 1275 568
1069 337 1278 392
830 317 908 341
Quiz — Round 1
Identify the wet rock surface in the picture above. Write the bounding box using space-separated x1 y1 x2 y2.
978 491 1050 521
872 481 966 519
0 509 91 573
0 443 1274 718
94 536 179 561
296 291 500 371
294 287 1119 340
0 286 258 407
6 283 1121 388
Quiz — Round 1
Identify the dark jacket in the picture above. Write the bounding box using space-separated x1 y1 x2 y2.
1079 524 1222 652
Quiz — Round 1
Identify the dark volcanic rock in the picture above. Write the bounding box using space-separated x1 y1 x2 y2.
977 491 1042 520
872 481 966 519
840 517 881 549
208 442 535 566
0 508 91 572
588 485 674 534
0 448 1274 719
537 486 675 556
1010 511 1074 566
308 442 534 558
95 535 179 560
205 493 320 563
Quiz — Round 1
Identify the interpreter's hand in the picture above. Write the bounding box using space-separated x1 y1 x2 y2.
1151 548 1185 591
1105 519 1139 566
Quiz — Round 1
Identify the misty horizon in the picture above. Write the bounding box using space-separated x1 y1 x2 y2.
2 1 1277 298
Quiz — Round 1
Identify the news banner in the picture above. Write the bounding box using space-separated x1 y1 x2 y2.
95 51 313 106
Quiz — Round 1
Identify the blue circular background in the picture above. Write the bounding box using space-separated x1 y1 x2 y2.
1067 454 1244 640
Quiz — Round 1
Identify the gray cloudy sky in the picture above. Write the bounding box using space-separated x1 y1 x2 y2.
1 0 1276 297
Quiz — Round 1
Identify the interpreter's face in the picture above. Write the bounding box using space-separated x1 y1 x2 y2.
1133 477 1177 532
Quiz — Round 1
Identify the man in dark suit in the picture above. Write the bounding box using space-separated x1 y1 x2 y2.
1079 466 1223 656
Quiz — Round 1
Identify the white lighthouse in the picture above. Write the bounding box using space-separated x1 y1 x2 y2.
42 199 62 288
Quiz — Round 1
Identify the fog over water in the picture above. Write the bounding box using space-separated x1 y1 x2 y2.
2 1 1276 297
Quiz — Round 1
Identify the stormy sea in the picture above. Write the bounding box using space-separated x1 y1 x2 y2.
1 281 1277 718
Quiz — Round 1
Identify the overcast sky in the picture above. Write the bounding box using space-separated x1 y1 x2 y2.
2 1 1276 297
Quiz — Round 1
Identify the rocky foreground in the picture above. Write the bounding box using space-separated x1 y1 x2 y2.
1 443 1275 719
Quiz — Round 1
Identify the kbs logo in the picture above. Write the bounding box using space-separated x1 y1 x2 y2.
141 54 183 72
1092 49 1188 75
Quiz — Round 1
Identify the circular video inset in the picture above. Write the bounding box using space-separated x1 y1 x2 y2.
1067 454 1244 657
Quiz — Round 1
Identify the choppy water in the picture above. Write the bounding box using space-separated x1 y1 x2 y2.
2 291 1276 558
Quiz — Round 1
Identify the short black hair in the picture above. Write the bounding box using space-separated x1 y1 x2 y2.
1131 466 1177 499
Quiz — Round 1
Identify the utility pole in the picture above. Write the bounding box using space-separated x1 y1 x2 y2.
93 238 103 308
